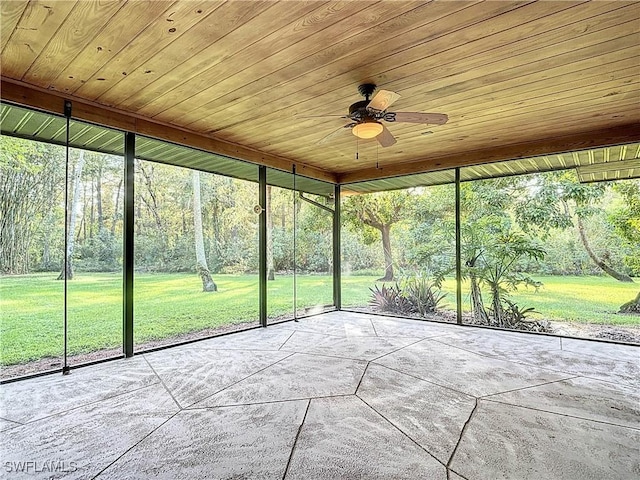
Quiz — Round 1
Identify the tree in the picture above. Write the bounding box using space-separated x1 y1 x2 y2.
619 291 640 314
610 180 640 312
266 185 275 280
343 191 412 281
407 184 456 275
0 137 63 274
134 161 193 272
459 178 548 330
58 150 85 280
609 180 640 274
71 151 123 272
296 193 333 273
192 170 216 292
516 171 633 283
470 232 545 327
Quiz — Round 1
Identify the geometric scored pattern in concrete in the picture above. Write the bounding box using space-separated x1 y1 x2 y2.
1 311 638 479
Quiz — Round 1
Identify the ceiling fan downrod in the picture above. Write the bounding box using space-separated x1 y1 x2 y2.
357 83 377 101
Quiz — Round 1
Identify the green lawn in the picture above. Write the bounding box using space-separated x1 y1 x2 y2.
1 272 638 366
496 275 639 324
0 272 334 365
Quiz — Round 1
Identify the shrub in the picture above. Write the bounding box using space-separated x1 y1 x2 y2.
402 275 446 316
369 274 446 317
484 299 552 333
369 284 413 315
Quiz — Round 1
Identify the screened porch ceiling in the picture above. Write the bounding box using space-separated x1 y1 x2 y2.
1 0 639 193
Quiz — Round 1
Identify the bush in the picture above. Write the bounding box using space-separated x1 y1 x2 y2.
369 284 413 315
341 230 380 273
502 300 552 332
369 275 445 317
76 229 121 272
402 275 446 316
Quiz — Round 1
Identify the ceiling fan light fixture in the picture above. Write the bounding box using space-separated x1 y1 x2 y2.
352 121 383 139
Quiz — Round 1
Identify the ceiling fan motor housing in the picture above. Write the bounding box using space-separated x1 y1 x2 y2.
348 100 369 120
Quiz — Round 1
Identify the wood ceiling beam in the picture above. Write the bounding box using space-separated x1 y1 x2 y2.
0 78 337 184
4 78 638 187
337 124 640 184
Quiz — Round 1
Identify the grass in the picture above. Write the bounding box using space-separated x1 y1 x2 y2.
1 272 638 366
493 275 639 325
0 272 333 365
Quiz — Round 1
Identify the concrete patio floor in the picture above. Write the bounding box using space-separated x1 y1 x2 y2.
1 311 638 479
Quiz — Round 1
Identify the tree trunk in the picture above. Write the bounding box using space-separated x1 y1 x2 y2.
111 178 122 235
465 252 490 325
469 274 489 323
139 163 165 236
192 171 217 292
41 181 56 270
619 291 640 314
58 150 85 280
576 215 634 282
96 164 104 231
266 185 275 280
41 228 51 269
88 180 94 239
378 224 394 281
490 282 505 327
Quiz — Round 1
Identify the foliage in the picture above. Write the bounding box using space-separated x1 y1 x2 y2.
459 179 548 329
514 171 634 280
476 232 546 294
341 230 380 273
369 273 445 317
271 227 294 272
346 274 639 324
343 190 412 235
401 274 447 316
0 137 65 273
618 291 640 315
406 184 456 276
500 299 536 322
4 134 636 285
369 283 413 315
264 191 334 274
487 299 551 333
296 198 333 272
76 228 121 272
609 180 640 274
343 190 414 280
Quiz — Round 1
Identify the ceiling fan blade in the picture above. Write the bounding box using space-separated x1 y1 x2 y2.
317 124 353 145
367 90 401 111
295 114 348 119
376 124 397 147
388 112 448 125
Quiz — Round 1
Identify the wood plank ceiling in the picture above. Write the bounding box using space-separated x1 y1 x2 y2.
1 0 639 184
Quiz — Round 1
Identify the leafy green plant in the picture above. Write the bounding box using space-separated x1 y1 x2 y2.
369 274 446 317
498 299 551 332
402 275 446 316
369 283 413 315
500 299 536 322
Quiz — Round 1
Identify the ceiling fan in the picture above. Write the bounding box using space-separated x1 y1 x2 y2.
314 83 448 147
